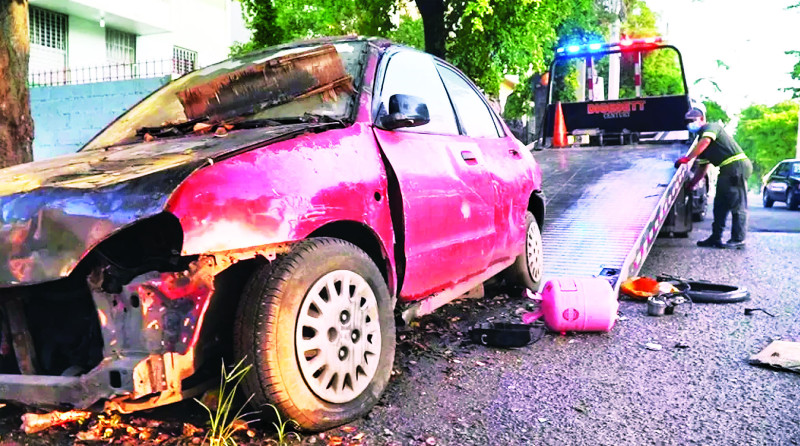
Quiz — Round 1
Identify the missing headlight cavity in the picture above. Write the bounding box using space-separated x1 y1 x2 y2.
92 213 185 294
1 276 105 377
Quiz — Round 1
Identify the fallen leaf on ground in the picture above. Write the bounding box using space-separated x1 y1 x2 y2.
20 410 92 434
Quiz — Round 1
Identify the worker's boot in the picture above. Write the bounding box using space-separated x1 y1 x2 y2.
697 235 723 248
724 239 746 250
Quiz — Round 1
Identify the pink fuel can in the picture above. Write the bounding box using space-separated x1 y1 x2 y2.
525 277 619 334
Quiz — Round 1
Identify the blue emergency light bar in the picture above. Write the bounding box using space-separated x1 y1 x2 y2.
555 37 663 56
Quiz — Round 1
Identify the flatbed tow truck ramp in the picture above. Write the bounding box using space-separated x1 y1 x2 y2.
534 38 701 291
536 143 691 289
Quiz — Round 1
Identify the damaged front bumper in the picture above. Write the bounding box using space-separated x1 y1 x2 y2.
0 244 290 412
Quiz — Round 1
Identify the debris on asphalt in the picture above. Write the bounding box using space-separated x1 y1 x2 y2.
644 342 663 351
749 340 800 374
744 308 776 317
20 410 91 434
674 342 690 349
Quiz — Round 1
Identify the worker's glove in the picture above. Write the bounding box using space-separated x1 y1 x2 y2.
674 156 691 168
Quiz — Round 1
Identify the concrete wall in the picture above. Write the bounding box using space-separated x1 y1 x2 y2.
30 76 170 160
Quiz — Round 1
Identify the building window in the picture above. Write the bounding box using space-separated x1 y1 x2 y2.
106 28 136 64
29 6 68 50
173 46 197 75
28 6 68 82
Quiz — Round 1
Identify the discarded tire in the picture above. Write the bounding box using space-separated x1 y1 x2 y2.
657 275 750 304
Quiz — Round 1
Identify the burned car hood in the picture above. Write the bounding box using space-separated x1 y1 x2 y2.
0 123 315 287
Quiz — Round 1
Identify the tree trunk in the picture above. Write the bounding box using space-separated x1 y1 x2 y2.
0 0 33 168
415 0 446 59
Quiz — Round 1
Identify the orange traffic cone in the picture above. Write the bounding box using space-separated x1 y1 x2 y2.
552 101 568 148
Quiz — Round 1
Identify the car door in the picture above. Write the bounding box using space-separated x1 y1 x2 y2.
767 162 791 202
435 63 533 265
372 49 496 300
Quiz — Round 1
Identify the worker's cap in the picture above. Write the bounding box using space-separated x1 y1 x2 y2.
685 100 706 119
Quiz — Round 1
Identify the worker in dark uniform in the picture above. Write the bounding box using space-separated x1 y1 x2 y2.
675 105 752 249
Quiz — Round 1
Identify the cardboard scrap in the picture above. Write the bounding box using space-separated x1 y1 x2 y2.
749 340 800 373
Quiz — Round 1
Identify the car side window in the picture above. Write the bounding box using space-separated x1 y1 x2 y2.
378 51 458 135
792 163 800 175
437 65 501 138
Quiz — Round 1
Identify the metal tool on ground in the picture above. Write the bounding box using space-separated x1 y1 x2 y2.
744 308 776 317
646 291 692 316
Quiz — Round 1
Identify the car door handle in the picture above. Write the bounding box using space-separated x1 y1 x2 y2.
461 151 478 164
509 149 522 158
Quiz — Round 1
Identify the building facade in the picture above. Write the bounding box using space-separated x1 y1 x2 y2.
27 0 250 160
28 0 249 86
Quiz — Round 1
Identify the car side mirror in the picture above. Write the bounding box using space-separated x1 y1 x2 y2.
377 94 430 130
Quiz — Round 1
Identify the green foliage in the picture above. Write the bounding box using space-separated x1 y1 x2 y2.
703 99 729 124
621 0 658 37
386 15 425 50
786 50 800 99
195 358 255 446
268 404 301 446
446 0 604 96
735 101 799 187
619 1 683 97
231 0 608 97
503 78 533 119
640 50 684 96
231 0 394 56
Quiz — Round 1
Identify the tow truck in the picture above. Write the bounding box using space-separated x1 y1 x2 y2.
533 38 705 290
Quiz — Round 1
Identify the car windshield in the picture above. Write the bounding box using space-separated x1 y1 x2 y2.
82 41 366 151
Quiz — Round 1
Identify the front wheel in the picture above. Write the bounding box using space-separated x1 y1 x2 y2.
787 189 799 210
234 238 395 432
762 189 774 208
502 211 544 292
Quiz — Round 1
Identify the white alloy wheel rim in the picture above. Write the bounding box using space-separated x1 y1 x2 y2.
526 222 544 283
296 270 382 403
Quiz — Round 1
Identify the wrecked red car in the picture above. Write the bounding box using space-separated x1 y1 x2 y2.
0 37 544 431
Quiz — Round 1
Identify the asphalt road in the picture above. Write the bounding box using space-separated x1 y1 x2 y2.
0 194 797 445
346 195 800 445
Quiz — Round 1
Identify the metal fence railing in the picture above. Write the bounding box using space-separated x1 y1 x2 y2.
28 59 196 87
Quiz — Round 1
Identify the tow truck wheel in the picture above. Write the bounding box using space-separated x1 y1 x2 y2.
762 189 774 208
234 238 395 432
502 211 544 292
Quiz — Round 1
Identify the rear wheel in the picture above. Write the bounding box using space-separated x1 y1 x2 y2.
787 189 799 210
762 189 774 208
234 238 395 432
502 212 544 292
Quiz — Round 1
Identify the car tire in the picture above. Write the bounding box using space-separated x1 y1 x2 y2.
787 189 799 210
762 189 774 208
502 211 544 292
234 238 395 432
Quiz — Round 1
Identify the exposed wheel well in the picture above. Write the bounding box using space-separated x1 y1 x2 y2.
308 221 393 294
528 191 545 228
